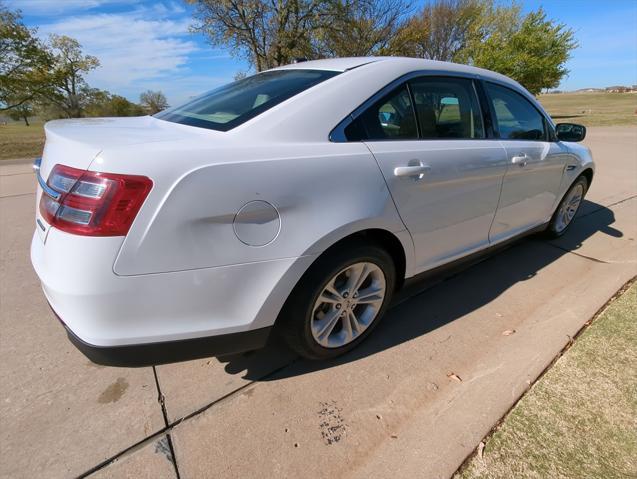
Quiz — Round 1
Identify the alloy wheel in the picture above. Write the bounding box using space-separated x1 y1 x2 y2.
555 183 584 233
310 262 386 348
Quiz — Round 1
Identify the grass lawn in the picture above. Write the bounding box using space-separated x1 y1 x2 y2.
0 121 45 161
538 92 637 127
456 280 637 479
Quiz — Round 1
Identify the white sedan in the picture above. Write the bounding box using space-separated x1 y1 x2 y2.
31 57 593 365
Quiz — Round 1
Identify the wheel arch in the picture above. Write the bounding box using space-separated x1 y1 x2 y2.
581 167 594 187
302 223 414 285
249 226 414 332
315 228 409 290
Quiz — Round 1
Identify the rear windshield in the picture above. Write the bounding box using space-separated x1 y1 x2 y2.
154 69 340 131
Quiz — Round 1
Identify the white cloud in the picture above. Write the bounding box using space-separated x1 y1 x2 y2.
36 6 211 103
15 1 248 103
8 0 137 15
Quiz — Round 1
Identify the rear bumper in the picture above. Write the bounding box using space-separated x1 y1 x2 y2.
63 315 272 367
31 228 316 354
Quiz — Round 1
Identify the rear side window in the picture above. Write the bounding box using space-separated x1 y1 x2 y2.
343 76 484 141
408 77 484 139
485 82 547 140
345 85 417 141
155 69 340 132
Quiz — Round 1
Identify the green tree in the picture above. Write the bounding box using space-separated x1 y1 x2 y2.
139 90 168 114
44 34 100 117
0 3 52 112
109 94 145 116
7 101 34 125
79 88 109 117
387 0 486 61
388 1 575 95
468 9 577 94
83 90 145 117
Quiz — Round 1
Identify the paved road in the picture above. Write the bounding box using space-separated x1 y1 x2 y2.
1 127 636 479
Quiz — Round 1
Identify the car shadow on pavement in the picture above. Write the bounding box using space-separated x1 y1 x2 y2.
217 200 622 381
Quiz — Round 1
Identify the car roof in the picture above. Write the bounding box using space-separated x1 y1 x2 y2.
270 56 515 85
271 57 384 72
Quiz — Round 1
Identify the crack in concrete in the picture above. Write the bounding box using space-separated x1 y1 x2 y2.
0 192 35 199
75 426 171 478
75 369 183 479
577 194 637 219
0 172 35 177
152 366 181 479
546 243 610 263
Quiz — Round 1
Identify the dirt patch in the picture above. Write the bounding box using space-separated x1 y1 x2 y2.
318 400 347 445
98 377 129 404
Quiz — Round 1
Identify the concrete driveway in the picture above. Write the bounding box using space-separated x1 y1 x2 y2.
1 127 636 479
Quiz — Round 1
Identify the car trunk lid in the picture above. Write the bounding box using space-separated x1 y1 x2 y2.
35 115 211 243
39 116 195 176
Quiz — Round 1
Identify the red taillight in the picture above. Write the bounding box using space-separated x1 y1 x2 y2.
39 164 153 236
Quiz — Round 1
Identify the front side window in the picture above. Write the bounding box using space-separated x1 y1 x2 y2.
408 77 484 139
344 85 417 141
155 69 339 132
485 82 547 140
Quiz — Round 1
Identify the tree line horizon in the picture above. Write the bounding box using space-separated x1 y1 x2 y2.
1 0 576 124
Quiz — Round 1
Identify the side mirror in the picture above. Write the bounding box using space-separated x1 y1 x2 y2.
555 123 586 142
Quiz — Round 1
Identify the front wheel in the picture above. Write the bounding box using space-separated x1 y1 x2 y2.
546 175 588 238
279 243 396 360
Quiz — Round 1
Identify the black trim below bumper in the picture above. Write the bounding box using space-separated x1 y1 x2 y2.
64 325 273 367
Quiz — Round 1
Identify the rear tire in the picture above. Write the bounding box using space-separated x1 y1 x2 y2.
278 242 396 360
545 175 588 238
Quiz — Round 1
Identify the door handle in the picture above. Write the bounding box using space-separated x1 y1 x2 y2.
511 154 529 167
394 164 431 179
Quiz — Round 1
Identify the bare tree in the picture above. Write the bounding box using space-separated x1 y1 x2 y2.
316 0 411 57
139 90 169 114
188 0 330 71
188 0 410 70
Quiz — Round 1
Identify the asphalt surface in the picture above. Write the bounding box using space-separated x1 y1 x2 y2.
1 126 636 479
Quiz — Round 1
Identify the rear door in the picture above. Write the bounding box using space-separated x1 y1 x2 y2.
483 82 569 242
347 76 508 273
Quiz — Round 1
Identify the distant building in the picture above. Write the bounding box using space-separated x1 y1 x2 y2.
605 85 636 93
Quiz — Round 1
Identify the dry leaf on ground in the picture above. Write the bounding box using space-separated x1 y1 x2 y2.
478 441 485 459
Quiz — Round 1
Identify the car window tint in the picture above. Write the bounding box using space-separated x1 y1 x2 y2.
155 69 340 132
485 83 546 140
345 85 417 141
408 77 484 139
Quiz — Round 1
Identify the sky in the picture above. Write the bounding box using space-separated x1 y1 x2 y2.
8 0 637 105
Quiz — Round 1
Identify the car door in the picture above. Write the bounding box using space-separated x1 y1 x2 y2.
483 82 569 242
344 76 508 273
